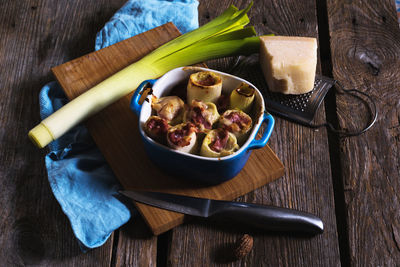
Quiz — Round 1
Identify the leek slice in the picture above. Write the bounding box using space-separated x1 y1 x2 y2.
144 115 170 143
167 123 197 154
219 109 252 144
143 3 253 64
200 129 238 158
151 96 184 125
187 71 222 104
183 100 219 130
229 82 255 113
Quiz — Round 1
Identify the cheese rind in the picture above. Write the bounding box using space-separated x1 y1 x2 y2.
259 36 318 95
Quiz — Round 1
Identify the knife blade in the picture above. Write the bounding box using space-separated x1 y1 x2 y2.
119 190 324 235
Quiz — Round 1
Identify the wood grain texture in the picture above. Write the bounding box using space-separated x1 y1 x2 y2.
114 217 158 267
52 23 285 235
166 0 341 266
327 0 400 265
3 0 398 265
0 0 127 265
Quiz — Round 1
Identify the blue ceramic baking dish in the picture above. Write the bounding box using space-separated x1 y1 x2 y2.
130 67 274 184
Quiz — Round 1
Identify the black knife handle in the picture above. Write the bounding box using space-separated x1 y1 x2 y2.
209 201 324 234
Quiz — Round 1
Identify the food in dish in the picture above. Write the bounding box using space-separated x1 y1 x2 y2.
144 116 170 143
219 109 252 144
187 71 222 104
259 35 317 95
142 70 258 158
167 122 198 153
184 100 220 131
229 82 255 113
200 129 239 158
151 96 185 125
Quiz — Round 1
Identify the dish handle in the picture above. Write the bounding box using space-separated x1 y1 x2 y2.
130 79 156 116
247 113 275 150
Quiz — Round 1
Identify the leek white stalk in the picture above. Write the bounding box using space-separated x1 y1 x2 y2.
187 71 222 104
29 3 260 148
29 62 158 147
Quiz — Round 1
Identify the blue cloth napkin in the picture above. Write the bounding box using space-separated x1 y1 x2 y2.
41 0 198 251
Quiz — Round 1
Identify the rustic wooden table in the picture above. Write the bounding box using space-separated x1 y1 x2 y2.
1 0 399 266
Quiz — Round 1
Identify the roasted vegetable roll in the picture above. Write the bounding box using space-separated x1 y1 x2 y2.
184 100 220 131
219 109 252 144
216 94 230 114
187 71 222 104
229 82 255 114
200 129 239 158
144 116 170 143
167 122 198 153
152 96 185 125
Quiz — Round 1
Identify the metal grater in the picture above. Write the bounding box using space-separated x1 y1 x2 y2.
260 75 334 126
229 55 334 125
229 55 376 136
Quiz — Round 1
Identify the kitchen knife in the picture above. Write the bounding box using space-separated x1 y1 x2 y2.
119 190 324 235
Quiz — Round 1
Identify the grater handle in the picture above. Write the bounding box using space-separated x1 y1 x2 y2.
248 113 275 150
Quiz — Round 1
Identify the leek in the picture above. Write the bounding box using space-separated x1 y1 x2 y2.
29 2 261 148
187 71 222 104
230 82 255 113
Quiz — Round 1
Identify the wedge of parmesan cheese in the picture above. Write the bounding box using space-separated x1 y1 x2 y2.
259 36 317 95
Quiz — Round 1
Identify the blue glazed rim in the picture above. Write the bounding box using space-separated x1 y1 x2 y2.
130 74 275 162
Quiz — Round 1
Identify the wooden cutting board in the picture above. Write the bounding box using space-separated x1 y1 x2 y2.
52 23 285 235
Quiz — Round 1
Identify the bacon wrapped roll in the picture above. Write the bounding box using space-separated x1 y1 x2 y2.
219 109 252 144
200 129 239 158
167 122 198 153
229 82 255 114
184 100 220 131
144 116 170 143
187 71 222 104
151 96 185 125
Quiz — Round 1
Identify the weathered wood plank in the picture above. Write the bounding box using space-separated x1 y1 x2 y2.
115 217 158 267
327 0 400 265
0 0 148 265
166 0 341 266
